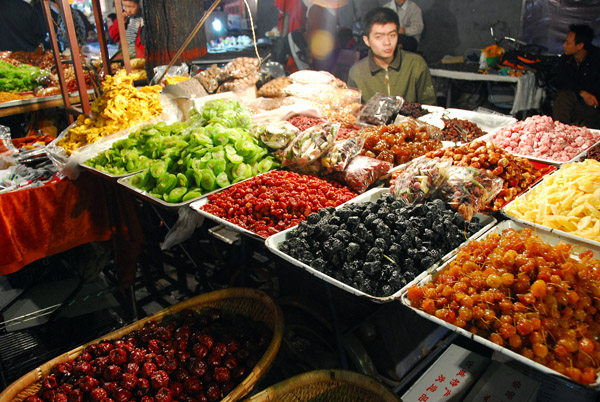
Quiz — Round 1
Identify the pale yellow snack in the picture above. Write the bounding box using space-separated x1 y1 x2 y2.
57 70 162 154
504 159 600 242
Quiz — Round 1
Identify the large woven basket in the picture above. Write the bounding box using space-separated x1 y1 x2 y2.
1 288 284 402
243 370 401 402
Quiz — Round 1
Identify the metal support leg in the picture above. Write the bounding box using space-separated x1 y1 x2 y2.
325 284 349 369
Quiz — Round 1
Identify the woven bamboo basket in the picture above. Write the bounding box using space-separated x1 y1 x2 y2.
242 370 401 402
1 288 284 402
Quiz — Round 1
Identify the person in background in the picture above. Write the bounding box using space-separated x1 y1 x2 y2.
553 24 600 129
0 0 45 51
382 0 423 53
347 7 435 105
105 13 117 44
108 0 145 58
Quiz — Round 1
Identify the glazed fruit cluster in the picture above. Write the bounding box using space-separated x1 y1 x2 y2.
25 308 271 402
407 228 600 384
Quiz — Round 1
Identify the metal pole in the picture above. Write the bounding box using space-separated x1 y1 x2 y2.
41 0 74 123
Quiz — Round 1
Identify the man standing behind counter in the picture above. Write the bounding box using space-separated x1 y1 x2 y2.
347 7 435 105
553 24 600 129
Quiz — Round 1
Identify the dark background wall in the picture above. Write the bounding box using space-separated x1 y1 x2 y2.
336 0 600 63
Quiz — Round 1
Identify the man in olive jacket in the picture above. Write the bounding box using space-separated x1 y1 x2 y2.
348 7 435 105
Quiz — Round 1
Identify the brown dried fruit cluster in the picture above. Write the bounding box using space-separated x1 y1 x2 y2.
25 308 271 402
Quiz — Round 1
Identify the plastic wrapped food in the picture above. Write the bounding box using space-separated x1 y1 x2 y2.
289 70 335 85
255 121 299 149
440 165 503 221
217 72 260 93
278 123 339 168
217 57 260 82
321 137 364 173
390 158 452 205
257 76 292 98
339 155 393 193
357 93 404 125
196 64 220 93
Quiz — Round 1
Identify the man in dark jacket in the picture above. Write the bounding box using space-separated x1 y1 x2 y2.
553 24 600 129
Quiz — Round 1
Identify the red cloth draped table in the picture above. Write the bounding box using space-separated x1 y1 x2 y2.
0 172 142 286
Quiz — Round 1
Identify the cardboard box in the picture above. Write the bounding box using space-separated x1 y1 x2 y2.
401 344 490 402
464 360 539 402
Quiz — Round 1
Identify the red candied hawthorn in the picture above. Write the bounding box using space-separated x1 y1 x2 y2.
109 348 128 366
90 387 108 402
150 370 169 389
201 170 357 238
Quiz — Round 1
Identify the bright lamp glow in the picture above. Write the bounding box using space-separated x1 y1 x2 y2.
212 18 223 32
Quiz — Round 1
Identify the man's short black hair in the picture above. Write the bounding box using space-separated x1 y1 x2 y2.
363 7 399 37
569 24 594 49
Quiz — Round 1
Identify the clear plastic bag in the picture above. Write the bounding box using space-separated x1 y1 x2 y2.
217 57 260 82
439 165 504 221
390 158 452 205
339 155 393 194
196 64 221 93
255 120 299 149
278 123 339 168
357 93 405 126
320 136 364 173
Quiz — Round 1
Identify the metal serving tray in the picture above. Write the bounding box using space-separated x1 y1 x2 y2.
265 187 496 303
117 169 226 210
399 219 600 387
501 168 600 249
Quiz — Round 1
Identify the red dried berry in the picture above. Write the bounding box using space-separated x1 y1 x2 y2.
188 359 207 378
42 390 56 402
168 381 183 397
97 341 114 356
155 387 172 402
213 344 227 358
57 384 73 395
174 325 191 341
109 348 128 366
24 396 44 402
113 340 126 349
129 349 146 365
175 338 189 351
207 353 221 367
73 361 92 375
223 356 238 370
135 378 150 397
150 370 169 389
103 364 123 381
176 350 191 364
90 387 108 402
141 362 157 378
214 367 230 383
77 376 99 393
197 335 214 350
226 341 240 354
113 388 131 402
121 373 138 390
196 394 207 402
42 376 58 390
80 351 92 362
148 340 162 354
154 354 167 368
155 328 170 342
141 397 154 402
205 383 221 402
103 382 118 395
192 344 208 359
172 367 190 382
164 358 178 374
99 398 114 402
125 363 139 375
54 393 68 402
67 389 83 402
183 377 202 394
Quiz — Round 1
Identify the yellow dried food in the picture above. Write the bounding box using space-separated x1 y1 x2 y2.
504 159 600 242
57 70 162 154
